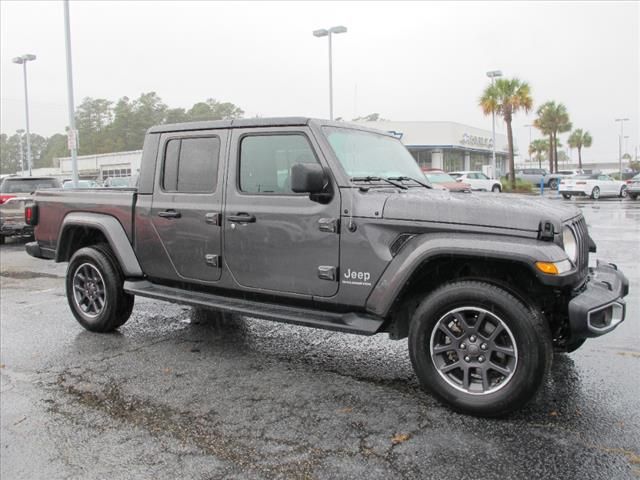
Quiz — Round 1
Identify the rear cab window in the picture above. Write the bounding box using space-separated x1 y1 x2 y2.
0 178 61 193
162 136 220 193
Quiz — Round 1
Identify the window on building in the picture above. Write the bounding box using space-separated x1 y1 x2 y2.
443 150 464 172
162 136 220 193
239 134 318 194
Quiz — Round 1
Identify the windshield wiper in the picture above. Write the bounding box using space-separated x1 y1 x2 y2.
386 176 433 189
351 176 408 190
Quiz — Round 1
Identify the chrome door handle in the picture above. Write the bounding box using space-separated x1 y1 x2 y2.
227 213 256 223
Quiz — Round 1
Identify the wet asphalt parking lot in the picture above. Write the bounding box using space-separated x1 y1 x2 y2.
1 195 639 480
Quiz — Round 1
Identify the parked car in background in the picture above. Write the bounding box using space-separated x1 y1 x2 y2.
103 176 135 188
449 171 502 192
626 173 640 200
422 169 471 192
0 176 62 244
510 168 565 189
556 169 583 177
559 174 627 200
62 179 100 189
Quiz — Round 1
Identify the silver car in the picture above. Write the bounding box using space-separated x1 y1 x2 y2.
0 176 62 244
627 173 640 200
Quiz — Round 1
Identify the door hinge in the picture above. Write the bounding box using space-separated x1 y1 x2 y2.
318 265 338 281
205 254 220 268
318 218 340 234
205 212 221 225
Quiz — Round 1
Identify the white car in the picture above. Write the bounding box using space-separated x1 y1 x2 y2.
559 173 627 200
449 171 502 192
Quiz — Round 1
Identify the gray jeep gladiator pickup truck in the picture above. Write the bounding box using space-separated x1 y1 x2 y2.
25 118 629 416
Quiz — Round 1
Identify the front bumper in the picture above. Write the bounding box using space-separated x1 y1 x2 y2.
559 188 589 197
568 260 629 338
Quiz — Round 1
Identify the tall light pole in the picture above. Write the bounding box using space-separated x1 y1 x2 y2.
16 129 25 175
313 25 347 121
12 54 36 176
615 118 629 177
64 0 79 186
486 70 502 177
524 123 533 167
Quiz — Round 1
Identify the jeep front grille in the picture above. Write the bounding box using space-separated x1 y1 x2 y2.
569 216 589 277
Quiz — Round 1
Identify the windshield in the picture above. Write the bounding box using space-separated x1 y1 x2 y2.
0 178 60 193
322 127 424 180
425 172 455 183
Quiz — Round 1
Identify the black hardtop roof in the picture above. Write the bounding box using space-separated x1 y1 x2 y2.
148 117 311 134
147 117 397 138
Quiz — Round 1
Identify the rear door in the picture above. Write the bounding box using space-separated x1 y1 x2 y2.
223 127 341 297
150 130 227 283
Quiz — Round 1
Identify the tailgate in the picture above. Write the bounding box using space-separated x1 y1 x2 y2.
0 196 30 223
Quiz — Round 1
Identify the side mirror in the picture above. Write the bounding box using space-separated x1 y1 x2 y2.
291 163 326 194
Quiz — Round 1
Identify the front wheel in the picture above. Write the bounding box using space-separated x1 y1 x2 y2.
408 281 552 417
66 245 134 332
630 193 639 200
591 186 601 200
491 184 501 193
562 194 571 200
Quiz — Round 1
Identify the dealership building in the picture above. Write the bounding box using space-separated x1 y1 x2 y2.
357 121 510 176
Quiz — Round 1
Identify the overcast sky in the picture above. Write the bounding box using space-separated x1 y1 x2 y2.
1 1 638 163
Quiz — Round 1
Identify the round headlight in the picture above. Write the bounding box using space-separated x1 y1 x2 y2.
562 226 578 263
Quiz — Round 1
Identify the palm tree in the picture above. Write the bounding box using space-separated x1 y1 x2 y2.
528 138 549 169
479 78 533 189
534 101 572 173
567 129 592 170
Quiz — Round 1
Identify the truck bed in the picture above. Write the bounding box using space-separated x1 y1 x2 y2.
33 188 137 251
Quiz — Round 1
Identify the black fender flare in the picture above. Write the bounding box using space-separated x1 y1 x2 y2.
365 232 571 317
56 212 143 277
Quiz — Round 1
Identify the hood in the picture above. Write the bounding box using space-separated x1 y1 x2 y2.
382 189 581 232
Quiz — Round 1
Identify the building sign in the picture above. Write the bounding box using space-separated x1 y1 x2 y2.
460 133 493 149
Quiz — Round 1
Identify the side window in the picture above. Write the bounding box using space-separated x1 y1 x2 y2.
478 173 489 179
162 136 220 193
240 134 318 194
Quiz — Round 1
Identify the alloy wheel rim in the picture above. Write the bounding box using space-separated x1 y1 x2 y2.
72 263 106 318
429 306 518 395
593 188 600 199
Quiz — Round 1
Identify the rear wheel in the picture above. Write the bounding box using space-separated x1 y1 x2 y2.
0 236 5 245
548 179 558 190
408 281 552 417
562 194 571 200
66 245 134 332
591 186 600 200
630 193 638 200
619 186 628 198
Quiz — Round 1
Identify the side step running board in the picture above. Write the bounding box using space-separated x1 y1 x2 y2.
124 280 385 335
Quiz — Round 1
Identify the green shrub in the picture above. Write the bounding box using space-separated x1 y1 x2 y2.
500 177 533 193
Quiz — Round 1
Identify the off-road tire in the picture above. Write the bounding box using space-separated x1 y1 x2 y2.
408 281 552 417
66 244 134 332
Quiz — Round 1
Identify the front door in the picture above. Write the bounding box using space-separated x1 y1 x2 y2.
223 128 341 297
150 130 227 283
